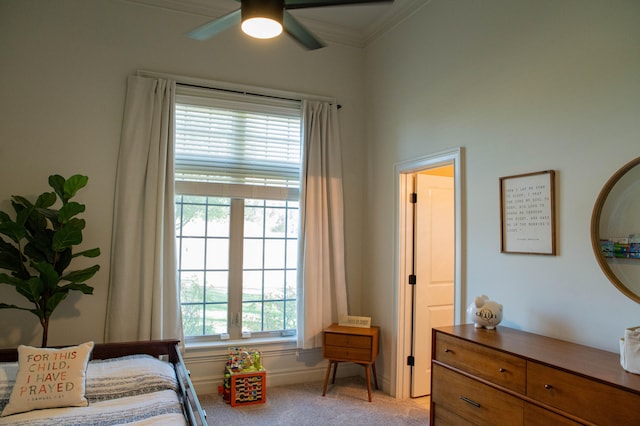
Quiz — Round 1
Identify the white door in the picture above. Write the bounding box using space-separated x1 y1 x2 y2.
410 173 455 397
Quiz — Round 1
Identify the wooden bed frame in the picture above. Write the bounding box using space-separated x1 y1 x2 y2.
0 339 207 426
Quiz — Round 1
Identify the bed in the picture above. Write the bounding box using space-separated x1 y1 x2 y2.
0 340 207 425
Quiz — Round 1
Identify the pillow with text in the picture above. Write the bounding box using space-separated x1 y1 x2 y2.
1 341 94 417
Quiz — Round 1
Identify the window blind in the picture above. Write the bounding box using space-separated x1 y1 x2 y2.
175 88 302 189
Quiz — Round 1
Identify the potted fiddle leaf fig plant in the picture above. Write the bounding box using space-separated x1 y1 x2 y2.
0 174 100 347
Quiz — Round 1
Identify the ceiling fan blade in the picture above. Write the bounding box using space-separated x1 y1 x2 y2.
283 10 325 50
187 9 242 40
284 0 393 10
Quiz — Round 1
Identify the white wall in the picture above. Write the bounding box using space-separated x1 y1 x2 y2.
0 0 366 374
364 0 640 387
3 0 640 397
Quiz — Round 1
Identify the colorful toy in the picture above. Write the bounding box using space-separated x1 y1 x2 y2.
225 347 264 372
222 347 266 405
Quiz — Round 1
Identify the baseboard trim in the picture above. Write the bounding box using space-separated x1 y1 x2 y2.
189 361 363 395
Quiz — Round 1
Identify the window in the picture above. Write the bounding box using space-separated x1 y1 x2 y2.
174 86 301 341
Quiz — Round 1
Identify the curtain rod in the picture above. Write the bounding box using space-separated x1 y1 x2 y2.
176 82 341 109
137 70 341 109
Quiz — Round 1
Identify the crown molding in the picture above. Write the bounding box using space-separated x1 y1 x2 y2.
363 0 431 46
125 0 229 18
125 0 427 49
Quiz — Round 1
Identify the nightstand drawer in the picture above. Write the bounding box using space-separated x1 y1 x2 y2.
432 363 523 425
434 331 526 393
323 345 371 362
324 332 372 350
527 361 640 426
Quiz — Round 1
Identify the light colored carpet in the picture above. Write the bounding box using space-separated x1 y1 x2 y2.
199 375 430 425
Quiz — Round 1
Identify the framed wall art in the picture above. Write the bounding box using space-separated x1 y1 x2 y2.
500 170 556 255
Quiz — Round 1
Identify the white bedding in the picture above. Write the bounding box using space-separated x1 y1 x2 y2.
0 355 187 425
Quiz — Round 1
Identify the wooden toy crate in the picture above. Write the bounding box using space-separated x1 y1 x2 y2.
229 370 266 407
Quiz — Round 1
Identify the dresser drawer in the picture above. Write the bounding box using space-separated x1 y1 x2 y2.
524 402 581 426
432 363 523 425
324 332 371 349
432 404 472 425
527 361 640 426
434 331 526 394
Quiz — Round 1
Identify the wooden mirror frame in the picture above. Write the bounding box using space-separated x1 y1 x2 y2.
590 156 640 303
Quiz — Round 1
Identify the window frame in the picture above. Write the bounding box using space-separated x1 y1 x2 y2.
174 86 302 344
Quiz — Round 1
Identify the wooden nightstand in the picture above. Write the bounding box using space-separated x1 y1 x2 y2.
321 323 380 402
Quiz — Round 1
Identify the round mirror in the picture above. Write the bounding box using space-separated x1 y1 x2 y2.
591 156 640 302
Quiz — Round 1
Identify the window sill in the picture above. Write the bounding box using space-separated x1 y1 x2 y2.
185 336 298 356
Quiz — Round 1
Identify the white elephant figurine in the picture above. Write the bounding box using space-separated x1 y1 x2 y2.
467 294 503 329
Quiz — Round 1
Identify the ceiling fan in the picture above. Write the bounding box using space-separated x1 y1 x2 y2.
187 0 394 50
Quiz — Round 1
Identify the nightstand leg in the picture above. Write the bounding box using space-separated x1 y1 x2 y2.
364 364 372 402
322 361 333 396
372 362 378 390
331 361 338 384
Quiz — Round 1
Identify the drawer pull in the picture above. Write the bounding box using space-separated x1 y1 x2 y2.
544 384 553 390
499 368 506 373
459 395 481 408
444 348 452 353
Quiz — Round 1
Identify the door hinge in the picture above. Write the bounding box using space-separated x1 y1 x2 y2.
407 355 415 366
409 274 416 285
410 192 417 203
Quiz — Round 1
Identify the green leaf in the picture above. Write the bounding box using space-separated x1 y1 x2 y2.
48 175 66 201
0 252 23 273
59 282 94 295
0 273 22 286
0 222 25 244
0 245 25 273
0 211 12 224
67 217 86 231
27 277 45 300
52 219 84 251
23 220 55 262
32 262 60 290
72 247 101 258
0 303 32 312
58 202 85 223
0 252 30 279
62 175 88 202
61 264 100 283
54 248 73 275
37 207 60 224
15 285 36 303
65 174 88 195
13 200 34 227
35 192 57 209
45 291 68 317
25 207 48 229
24 238 54 264
11 195 33 209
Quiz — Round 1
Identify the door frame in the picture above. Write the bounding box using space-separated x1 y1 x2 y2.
392 147 465 399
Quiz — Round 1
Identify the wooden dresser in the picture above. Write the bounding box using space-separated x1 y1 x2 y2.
431 324 640 425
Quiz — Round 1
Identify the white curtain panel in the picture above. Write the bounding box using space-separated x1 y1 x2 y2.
104 75 183 343
298 100 349 349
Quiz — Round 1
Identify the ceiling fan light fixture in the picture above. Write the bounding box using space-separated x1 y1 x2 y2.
241 17 283 39
241 0 284 39
188 0 392 50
